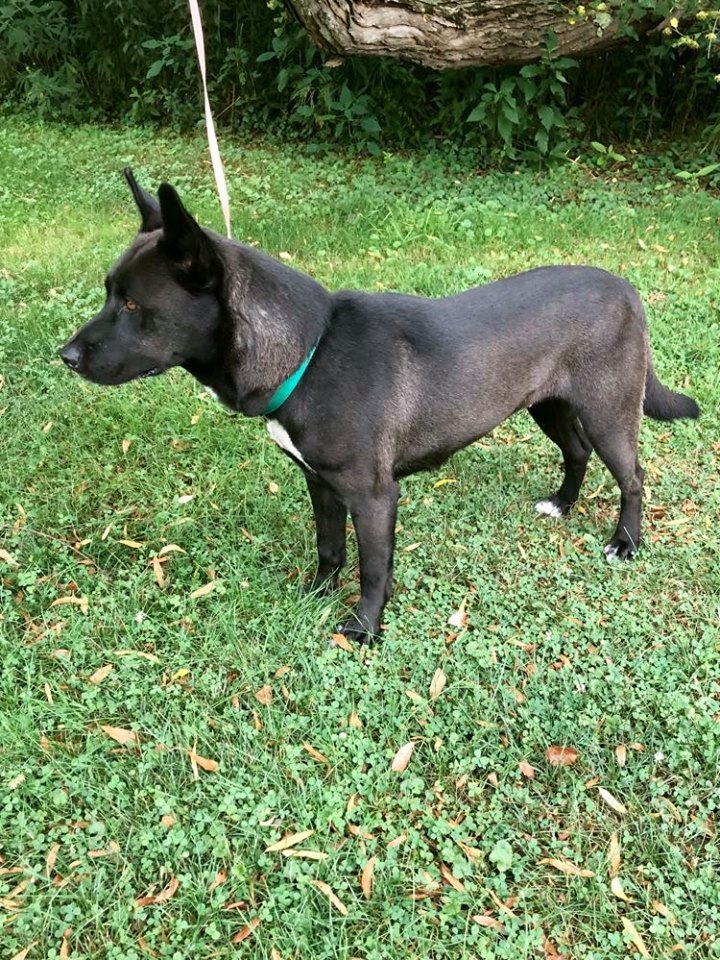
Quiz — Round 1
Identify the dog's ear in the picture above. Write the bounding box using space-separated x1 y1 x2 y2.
157 183 220 288
123 167 162 233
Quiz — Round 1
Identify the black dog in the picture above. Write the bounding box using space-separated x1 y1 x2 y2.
61 170 699 643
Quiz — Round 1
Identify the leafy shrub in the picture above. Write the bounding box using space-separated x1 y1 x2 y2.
0 0 718 156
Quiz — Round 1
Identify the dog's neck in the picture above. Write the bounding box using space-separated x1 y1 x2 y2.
184 238 330 417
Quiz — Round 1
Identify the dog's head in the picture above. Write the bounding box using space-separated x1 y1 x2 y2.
60 169 223 386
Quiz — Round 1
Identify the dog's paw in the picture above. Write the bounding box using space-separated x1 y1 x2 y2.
604 538 636 562
535 497 568 519
304 574 339 597
334 616 377 647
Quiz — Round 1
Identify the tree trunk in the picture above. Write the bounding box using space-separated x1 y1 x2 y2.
284 1 674 70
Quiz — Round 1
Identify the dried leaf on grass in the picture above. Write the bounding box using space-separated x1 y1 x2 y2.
391 741 415 773
598 787 627 815
255 684 273 706
188 750 218 773
50 595 89 613
471 915 504 932
538 857 594 878
88 664 113 685
429 668 447 699
232 917 260 943
610 876 633 902
652 900 677 923
100 725 139 746
266 830 314 853
302 742 330 766
608 833 621 877
135 876 179 907
190 581 216 600
10 945 37 960
546 745 579 767
361 856 376 899
59 928 71 959
308 878 348 915
331 632 354 652
519 760 535 779
621 917 650 958
448 597 469 629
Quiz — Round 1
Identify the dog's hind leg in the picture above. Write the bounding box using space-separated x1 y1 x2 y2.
339 481 400 644
575 406 644 561
306 475 347 594
529 398 593 518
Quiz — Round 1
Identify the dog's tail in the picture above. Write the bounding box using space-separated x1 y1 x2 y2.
644 362 700 421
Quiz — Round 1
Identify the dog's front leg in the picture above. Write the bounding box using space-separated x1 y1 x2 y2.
306 475 347 595
339 482 400 645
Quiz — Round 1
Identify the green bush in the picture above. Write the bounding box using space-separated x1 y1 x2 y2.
0 0 718 155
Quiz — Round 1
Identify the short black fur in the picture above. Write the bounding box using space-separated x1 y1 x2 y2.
60 172 700 644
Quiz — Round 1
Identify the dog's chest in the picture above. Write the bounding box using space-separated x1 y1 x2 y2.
267 419 314 473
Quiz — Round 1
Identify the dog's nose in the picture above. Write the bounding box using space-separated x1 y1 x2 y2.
60 341 82 370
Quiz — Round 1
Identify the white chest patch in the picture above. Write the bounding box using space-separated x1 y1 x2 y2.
267 419 314 473
204 386 220 402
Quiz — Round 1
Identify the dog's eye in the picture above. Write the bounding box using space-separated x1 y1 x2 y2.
125 299 139 312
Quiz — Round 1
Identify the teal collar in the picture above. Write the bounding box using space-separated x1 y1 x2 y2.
263 342 318 416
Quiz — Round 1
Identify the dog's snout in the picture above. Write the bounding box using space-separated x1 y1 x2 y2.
60 341 82 370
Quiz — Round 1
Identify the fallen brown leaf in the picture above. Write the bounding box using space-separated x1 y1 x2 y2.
439 864 465 893
349 711 362 729
391 741 415 773
135 876 178 907
265 829 314 853
652 899 677 923
100 725 139 746
88 664 113 685
429 668 447 700
159 544 186 556
50 595 89 613
255 684 273 706
611 876 633 903
538 857 594 878
0 548 19 567
387 834 406 849
519 760 535 779
621 917 650 958
60 928 71 959
608 833 621 877
190 581 216 600
545 745 579 767
188 750 218 773
598 787 627 815
46 842 60 877
232 917 260 943
361 856 376 899
9 944 37 960
118 539 144 549
331 632 354 652
471 915 504 931
616 744 627 767
302 742 330 766
308 878 348 915
448 597 469 629
282 849 327 860
160 815 175 829
151 555 165 588
209 869 227 891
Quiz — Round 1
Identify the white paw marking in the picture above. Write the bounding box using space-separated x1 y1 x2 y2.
267 418 315 473
204 386 220 402
604 544 620 562
535 499 563 518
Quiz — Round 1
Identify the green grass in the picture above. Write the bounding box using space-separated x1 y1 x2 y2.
1 115 719 960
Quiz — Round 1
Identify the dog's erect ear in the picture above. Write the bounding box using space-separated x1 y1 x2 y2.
157 183 220 287
123 167 162 233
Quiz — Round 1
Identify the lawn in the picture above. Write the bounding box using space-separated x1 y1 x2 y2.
1 115 719 959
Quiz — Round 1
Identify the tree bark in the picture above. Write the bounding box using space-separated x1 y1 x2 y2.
284 1 672 70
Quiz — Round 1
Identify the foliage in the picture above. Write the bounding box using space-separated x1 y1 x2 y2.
0 1 718 156
1 116 720 958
